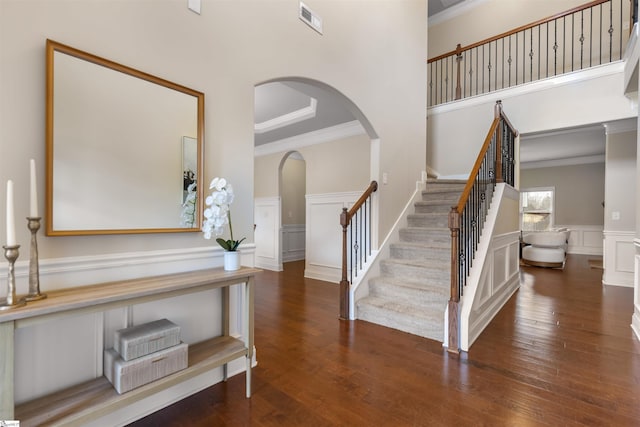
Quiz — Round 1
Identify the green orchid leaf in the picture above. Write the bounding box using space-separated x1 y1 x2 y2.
216 238 231 251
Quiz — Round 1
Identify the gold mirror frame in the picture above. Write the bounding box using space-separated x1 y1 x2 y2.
45 39 204 236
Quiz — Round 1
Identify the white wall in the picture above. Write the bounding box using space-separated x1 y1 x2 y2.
604 129 637 286
255 133 371 274
428 64 637 177
0 1 427 423
429 0 592 57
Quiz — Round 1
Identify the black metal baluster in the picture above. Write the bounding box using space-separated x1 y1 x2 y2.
508 36 512 86
590 5 593 67
515 32 519 85
580 10 585 69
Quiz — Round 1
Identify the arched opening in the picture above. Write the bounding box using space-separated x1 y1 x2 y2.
253 77 379 280
279 151 306 267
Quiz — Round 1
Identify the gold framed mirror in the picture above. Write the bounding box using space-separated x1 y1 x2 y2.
45 39 204 236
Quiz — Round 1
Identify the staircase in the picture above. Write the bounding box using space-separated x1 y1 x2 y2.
356 179 466 341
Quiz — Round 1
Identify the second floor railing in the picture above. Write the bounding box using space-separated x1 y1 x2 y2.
429 0 632 107
447 101 517 353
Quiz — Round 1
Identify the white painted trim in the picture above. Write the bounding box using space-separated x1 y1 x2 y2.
254 197 282 272
428 61 625 115
520 154 605 170
603 230 635 287
563 225 603 256
254 97 317 134
458 184 522 351
633 241 640 341
254 120 366 157
428 0 490 26
1 245 256 293
623 23 639 96
603 118 637 135
282 224 305 262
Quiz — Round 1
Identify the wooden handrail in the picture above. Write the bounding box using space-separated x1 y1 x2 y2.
339 180 378 320
455 118 501 214
428 0 611 63
448 101 518 354
340 181 379 227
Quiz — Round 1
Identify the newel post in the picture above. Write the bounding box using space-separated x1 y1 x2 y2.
455 44 463 100
448 207 460 354
339 208 350 320
494 100 504 183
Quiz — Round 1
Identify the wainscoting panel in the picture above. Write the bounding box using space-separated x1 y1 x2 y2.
563 224 603 255
305 192 359 283
603 230 635 287
465 232 521 351
255 197 282 271
282 224 305 262
632 240 640 341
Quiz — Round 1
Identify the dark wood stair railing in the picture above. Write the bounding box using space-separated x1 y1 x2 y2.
339 180 378 320
428 0 631 106
448 100 518 354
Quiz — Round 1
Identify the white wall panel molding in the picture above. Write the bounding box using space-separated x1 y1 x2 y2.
633 240 640 341
305 191 360 283
0 246 255 295
562 224 604 255
603 230 635 287
282 224 305 262
255 197 282 271
254 120 366 157
465 232 520 351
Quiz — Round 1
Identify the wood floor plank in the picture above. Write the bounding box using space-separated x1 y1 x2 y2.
128 255 640 426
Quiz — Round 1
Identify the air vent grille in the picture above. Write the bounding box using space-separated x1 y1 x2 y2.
299 2 322 34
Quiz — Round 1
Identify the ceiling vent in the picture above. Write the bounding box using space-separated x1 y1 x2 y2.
299 2 322 35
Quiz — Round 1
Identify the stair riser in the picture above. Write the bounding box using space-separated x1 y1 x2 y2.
380 262 450 285
424 183 466 192
421 191 460 202
390 245 450 261
399 229 450 246
407 214 449 228
369 283 449 305
414 203 453 214
357 304 444 341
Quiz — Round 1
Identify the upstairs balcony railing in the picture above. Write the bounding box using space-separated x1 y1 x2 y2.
428 0 633 107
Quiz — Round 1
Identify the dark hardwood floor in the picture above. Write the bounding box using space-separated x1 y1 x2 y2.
129 255 640 426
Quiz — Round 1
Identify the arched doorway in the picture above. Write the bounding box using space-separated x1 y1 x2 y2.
253 77 379 278
279 151 306 265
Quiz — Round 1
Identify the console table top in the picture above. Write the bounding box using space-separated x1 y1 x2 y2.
0 266 261 324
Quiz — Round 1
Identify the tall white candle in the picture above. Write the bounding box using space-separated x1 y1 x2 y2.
30 159 38 217
6 180 16 246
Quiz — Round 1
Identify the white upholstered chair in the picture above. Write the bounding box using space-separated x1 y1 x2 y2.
521 229 570 268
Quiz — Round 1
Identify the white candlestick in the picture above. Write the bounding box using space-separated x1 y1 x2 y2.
6 180 16 246
30 159 38 217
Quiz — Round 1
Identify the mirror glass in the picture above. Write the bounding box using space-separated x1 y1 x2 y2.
46 39 204 235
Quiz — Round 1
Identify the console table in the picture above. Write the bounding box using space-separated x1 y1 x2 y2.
0 266 259 426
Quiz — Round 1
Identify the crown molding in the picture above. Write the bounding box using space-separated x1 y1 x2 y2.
429 0 490 27
603 118 637 135
520 154 605 170
254 120 366 157
254 97 317 134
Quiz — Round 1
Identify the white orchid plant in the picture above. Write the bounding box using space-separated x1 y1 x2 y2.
180 181 197 228
202 177 245 251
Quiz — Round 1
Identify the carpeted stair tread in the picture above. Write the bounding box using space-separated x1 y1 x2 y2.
356 179 468 342
357 296 444 340
390 241 450 260
369 276 449 297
